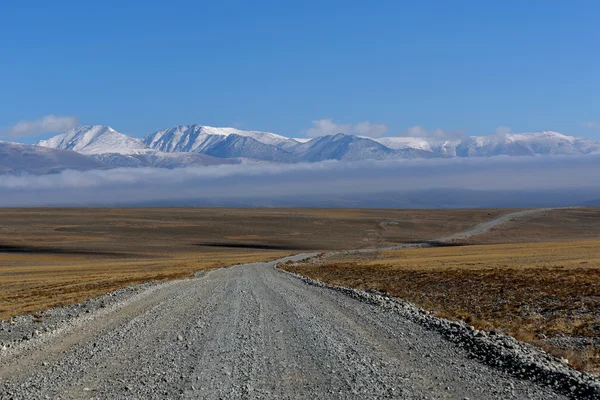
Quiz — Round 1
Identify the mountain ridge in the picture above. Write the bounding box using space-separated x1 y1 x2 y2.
37 125 150 155
0 141 107 175
27 124 600 171
143 124 292 153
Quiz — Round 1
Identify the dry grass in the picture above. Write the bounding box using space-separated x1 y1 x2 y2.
0 207 517 253
0 207 511 321
283 240 600 374
0 251 288 321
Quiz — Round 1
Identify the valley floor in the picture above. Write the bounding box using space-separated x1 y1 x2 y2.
1 207 600 398
0 207 514 320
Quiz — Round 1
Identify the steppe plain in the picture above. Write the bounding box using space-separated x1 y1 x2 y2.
0 207 512 320
1 207 600 399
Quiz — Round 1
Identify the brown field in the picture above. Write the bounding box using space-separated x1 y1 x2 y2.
0 207 509 320
283 236 600 374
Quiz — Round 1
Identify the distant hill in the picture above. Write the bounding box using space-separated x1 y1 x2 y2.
0 141 106 175
15 123 600 172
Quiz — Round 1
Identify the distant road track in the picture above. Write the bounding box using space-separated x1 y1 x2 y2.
433 207 557 244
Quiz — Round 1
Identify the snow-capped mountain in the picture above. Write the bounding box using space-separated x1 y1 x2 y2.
198 134 296 162
375 137 433 152
0 141 105 175
288 133 438 162
143 125 294 153
142 128 442 162
37 125 241 168
37 125 150 155
88 152 240 168
483 131 600 156
376 131 600 157
460 131 600 156
29 123 600 173
142 125 600 162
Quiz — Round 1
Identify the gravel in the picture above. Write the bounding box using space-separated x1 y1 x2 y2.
279 268 600 399
0 281 163 354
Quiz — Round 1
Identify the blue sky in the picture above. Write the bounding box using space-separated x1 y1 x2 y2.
1 0 599 142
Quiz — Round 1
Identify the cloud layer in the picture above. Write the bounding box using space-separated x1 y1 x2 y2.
2 115 79 138
306 119 388 137
1 155 599 207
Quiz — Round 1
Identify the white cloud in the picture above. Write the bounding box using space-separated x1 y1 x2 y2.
582 121 600 128
398 125 466 140
494 126 512 135
306 119 388 137
2 115 79 138
306 119 350 137
0 156 599 207
353 121 388 138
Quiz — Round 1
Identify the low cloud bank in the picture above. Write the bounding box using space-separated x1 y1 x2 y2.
1 155 599 207
1 115 79 138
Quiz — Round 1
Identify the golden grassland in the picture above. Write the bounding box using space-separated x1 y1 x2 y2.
0 251 289 321
0 207 512 321
282 239 600 374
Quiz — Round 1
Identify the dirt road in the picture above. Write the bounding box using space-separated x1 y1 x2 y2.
0 209 592 399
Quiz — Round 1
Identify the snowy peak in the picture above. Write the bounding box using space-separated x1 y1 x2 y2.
454 131 600 157
506 131 572 142
37 125 150 155
379 131 600 157
375 137 433 152
290 133 431 162
143 124 293 153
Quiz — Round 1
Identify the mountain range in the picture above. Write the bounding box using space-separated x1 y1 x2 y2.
1 124 599 174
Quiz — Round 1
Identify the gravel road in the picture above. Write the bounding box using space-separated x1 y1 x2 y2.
0 208 595 399
433 208 556 244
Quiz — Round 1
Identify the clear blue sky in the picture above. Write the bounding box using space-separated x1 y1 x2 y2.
1 0 599 142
